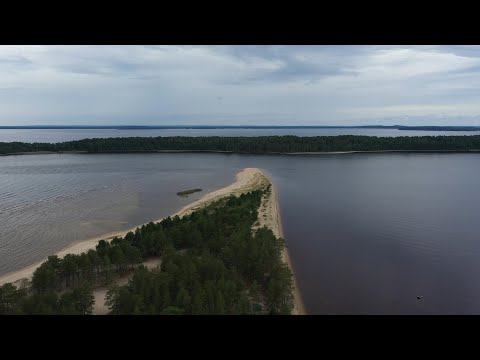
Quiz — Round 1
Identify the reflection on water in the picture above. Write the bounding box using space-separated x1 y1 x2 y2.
2 152 480 314
0 154 239 276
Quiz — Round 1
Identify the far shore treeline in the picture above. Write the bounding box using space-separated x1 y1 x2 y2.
3 135 480 155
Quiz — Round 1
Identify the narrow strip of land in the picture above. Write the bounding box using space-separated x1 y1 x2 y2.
4 135 480 156
252 172 306 315
0 167 304 315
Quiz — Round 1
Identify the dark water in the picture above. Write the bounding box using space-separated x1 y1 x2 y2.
2 152 480 314
269 154 480 314
0 128 479 143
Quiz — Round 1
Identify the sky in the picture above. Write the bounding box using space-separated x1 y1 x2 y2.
1 45 480 126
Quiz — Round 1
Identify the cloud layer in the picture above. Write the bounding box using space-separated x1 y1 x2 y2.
1 45 480 125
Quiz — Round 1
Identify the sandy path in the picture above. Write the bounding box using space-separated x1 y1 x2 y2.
252 172 306 315
0 168 267 287
92 257 162 315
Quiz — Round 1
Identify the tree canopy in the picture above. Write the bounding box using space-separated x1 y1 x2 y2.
1 186 294 315
3 135 480 155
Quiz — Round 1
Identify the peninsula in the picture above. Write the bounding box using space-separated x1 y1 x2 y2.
0 168 304 315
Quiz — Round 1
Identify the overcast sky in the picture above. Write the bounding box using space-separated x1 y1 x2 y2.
1 45 480 126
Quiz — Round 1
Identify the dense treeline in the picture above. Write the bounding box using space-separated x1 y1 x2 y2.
1 187 294 315
3 135 480 155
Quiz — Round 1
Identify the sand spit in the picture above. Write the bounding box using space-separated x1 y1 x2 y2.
252 172 306 315
0 167 306 315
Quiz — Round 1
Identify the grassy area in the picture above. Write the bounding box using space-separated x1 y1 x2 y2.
177 188 202 197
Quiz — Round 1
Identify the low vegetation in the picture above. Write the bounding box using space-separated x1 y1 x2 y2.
177 188 202 197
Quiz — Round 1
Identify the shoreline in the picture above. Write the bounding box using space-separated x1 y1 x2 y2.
273 184 307 315
3 149 480 157
0 167 306 315
258 172 306 315
0 168 262 286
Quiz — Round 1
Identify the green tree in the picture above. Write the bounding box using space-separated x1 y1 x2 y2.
102 255 113 284
62 254 79 288
175 287 191 313
72 281 95 315
111 246 126 272
0 283 27 314
215 290 225 314
31 264 60 293
20 291 59 315
159 306 184 315
13 186 295 316
105 284 121 315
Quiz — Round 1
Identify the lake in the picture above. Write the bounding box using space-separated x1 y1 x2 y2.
1 128 480 143
1 152 480 314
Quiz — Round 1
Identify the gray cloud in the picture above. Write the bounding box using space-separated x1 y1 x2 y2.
212 45 360 84
0 45 480 125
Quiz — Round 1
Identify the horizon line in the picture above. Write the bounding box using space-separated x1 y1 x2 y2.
2 124 480 129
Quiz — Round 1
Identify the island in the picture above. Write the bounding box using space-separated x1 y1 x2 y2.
3 135 480 155
177 188 202 197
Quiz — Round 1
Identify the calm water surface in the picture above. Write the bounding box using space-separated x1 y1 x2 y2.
1 152 480 314
0 128 479 142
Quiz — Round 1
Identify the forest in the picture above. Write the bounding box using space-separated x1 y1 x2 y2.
3 135 480 154
0 187 294 315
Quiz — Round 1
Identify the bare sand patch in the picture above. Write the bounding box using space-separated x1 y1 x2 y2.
92 257 162 315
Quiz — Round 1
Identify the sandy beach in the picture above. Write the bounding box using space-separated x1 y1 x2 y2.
0 167 306 315
252 171 306 315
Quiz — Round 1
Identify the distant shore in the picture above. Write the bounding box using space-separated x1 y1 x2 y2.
3 149 480 157
1 125 479 131
0 167 305 314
